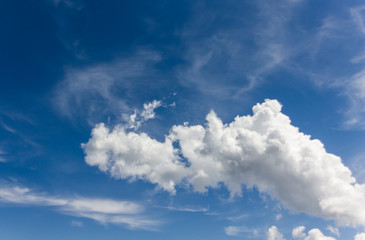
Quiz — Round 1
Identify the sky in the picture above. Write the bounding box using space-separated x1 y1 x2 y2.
2 0 365 239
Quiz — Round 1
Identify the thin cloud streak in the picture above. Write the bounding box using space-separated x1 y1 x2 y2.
0 184 160 230
176 0 300 99
53 50 162 125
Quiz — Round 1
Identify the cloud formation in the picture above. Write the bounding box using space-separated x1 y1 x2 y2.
0 184 158 230
267 226 285 240
355 233 365 240
326 225 340 237
292 226 336 240
83 99 365 226
224 225 257 237
128 100 162 130
292 226 306 239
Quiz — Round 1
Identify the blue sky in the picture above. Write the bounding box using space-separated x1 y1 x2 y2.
2 0 365 239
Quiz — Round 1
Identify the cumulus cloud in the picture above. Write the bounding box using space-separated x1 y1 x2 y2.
292 226 306 239
267 226 285 240
292 226 336 240
355 233 365 240
0 184 158 230
304 229 336 240
83 99 365 226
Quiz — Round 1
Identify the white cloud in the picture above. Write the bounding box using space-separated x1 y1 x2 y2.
225 226 244 236
163 205 208 213
292 226 306 239
267 226 285 240
128 100 162 130
276 214 283 221
355 233 365 240
227 214 250 221
326 225 340 237
63 198 142 215
334 5 365 129
83 123 186 194
305 229 336 240
0 184 159 230
224 225 257 237
0 186 67 206
292 226 336 240
0 148 6 162
342 69 365 129
176 0 300 99
71 220 83 227
351 6 365 34
0 119 16 134
83 99 365 226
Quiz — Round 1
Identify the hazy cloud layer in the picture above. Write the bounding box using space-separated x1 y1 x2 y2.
83 99 365 226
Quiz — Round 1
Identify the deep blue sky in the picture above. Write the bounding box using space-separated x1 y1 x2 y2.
1 0 365 239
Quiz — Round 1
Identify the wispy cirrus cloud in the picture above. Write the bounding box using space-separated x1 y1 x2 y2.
295 4 365 129
161 205 208 213
0 184 160 230
351 6 365 34
326 225 340 237
70 220 83 227
177 0 301 98
53 50 162 125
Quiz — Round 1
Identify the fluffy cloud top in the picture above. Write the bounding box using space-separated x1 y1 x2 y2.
303 229 336 240
267 226 285 240
83 99 365 226
292 226 306 239
283 226 336 240
355 233 365 240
